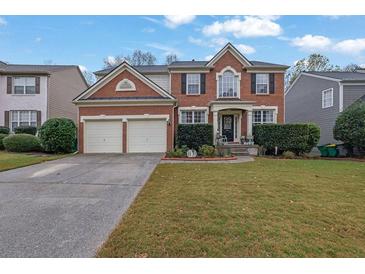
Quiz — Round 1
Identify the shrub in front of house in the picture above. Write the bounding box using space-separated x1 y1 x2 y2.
199 144 216 157
253 123 320 155
14 126 37 136
38 118 77 153
176 124 213 151
3 134 41 152
0 133 9 150
166 147 186 158
0 126 10 135
333 101 365 154
282 151 296 159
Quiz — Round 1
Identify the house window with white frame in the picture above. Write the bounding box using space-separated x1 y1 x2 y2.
13 77 36 95
252 110 274 125
256 74 269 94
180 110 206 124
186 74 200 95
322 88 333 108
10 110 37 131
218 70 238 97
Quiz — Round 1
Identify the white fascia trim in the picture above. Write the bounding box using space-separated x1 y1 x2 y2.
206 44 252 67
339 83 344 112
73 62 174 101
246 70 285 74
75 98 176 105
77 103 175 107
81 114 170 123
341 82 365 85
169 70 210 73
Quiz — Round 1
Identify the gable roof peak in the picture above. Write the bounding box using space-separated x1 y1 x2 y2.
206 42 252 67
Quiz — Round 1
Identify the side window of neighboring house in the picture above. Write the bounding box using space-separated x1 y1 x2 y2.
322 88 333 108
180 110 207 124
252 110 275 125
13 77 36 94
10 110 37 131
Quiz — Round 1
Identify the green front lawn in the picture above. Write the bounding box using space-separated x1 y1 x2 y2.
98 158 365 258
0 151 68 172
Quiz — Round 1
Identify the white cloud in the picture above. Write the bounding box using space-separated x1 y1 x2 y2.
236 44 256 55
35 37 42 43
142 27 155 33
141 16 161 24
0 17 7 26
333 38 365 55
188 36 228 48
291 34 332 52
202 16 282 38
147 43 181 56
106 56 117 66
205 55 214 61
164 15 196 28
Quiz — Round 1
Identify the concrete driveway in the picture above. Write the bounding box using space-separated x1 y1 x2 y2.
0 154 161 257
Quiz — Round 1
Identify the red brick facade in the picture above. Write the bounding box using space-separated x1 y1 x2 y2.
75 47 286 153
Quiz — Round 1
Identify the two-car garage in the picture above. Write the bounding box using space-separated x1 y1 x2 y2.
84 119 167 153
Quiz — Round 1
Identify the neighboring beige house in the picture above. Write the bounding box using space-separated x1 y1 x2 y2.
0 61 88 131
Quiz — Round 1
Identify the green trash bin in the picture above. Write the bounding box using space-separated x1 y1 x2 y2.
317 145 329 157
326 144 339 157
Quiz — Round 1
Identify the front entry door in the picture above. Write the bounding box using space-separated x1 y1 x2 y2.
222 115 234 142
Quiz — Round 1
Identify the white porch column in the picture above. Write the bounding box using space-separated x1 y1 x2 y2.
213 111 218 144
247 110 253 137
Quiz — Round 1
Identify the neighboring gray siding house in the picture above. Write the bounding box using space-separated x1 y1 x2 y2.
0 61 88 130
285 71 365 145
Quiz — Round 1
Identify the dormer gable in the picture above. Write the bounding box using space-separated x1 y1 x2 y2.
206 43 253 68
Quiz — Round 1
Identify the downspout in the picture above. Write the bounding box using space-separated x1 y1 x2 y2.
339 82 344 113
172 101 178 150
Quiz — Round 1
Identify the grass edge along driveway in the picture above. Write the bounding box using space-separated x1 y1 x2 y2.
97 158 365 258
0 151 69 172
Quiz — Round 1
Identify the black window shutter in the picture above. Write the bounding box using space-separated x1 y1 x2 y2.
269 73 275 94
251 73 256 94
35 77 40 94
7 77 12 94
181 73 186 94
4 111 9 127
200 74 206 94
37 111 42 127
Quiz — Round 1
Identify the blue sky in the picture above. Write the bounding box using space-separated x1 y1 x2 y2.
1 15 365 73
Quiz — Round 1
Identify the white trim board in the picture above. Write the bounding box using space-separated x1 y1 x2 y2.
206 43 252 67
73 61 175 102
80 114 170 123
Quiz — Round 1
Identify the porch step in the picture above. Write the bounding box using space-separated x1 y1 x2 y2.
217 144 258 156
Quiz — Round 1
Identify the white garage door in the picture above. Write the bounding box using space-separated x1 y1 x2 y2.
85 121 123 153
128 120 167 153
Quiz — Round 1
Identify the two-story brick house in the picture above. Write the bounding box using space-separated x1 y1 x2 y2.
73 43 288 153
0 61 88 131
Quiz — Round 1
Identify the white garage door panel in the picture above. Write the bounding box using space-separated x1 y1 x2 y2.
85 121 122 153
128 120 166 153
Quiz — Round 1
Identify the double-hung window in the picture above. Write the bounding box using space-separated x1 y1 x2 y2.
218 70 238 98
186 74 200 95
322 88 333 108
180 110 206 124
253 110 274 125
13 77 36 95
10 110 37 131
256 74 269 94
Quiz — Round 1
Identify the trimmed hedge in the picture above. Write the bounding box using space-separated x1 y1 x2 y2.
0 133 8 150
334 101 365 152
3 134 41 152
176 124 213 150
253 123 320 155
14 126 37 135
0 126 10 134
38 118 77 153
